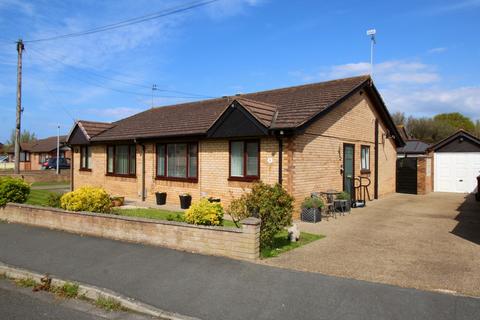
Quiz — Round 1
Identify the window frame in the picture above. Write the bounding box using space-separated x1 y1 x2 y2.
155 142 198 183
79 146 92 171
228 139 260 182
360 145 371 173
105 144 137 178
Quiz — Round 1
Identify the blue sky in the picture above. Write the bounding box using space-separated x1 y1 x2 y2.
0 0 479 141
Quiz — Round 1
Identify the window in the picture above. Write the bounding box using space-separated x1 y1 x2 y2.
229 140 259 181
156 142 198 181
39 153 48 164
80 146 92 170
19 152 30 162
361 145 370 171
106 144 136 176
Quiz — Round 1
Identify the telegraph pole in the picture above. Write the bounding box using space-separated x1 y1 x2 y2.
14 39 24 174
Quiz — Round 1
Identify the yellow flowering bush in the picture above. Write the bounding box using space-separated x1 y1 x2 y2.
60 186 111 213
184 198 224 226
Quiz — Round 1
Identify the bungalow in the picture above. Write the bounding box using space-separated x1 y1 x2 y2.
7 136 72 171
67 75 404 214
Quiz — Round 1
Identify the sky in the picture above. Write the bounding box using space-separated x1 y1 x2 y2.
0 0 479 142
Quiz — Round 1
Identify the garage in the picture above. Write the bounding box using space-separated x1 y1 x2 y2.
431 130 480 193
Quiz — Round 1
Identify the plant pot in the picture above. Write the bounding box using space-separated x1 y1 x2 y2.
179 194 192 209
155 192 167 205
301 208 321 223
111 197 125 207
334 199 350 213
208 197 221 203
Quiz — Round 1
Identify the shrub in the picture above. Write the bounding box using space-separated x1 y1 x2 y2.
46 193 62 208
301 196 324 209
0 177 30 207
244 182 294 248
336 192 350 200
55 282 79 298
184 198 224 226
60 186 111 213
226 195 249 228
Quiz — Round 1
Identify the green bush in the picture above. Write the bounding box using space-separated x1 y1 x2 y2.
46 193 62 208
244 182 294 248
336 192 350 200
226 195 249 227
0 177 30 207
301 196 324 209
60 186 111 213
184 198 224 226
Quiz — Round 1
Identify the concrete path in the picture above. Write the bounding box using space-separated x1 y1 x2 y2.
0 223 478 320
267 192 480 297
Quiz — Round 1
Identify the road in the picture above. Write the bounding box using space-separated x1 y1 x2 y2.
0 222 479 320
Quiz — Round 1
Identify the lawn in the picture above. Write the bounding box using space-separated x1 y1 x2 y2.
261 231 325 259
114 208 238 228
25 189 62 206
31 181 70 187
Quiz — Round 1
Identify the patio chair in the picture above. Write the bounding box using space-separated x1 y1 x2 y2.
320 192 336 220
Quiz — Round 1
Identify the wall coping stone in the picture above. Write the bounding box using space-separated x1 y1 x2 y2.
5 203 243 234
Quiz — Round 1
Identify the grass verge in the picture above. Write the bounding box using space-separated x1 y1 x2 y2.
261 231 325 259
53 282 79 298
25 189 63 206
95 295 125 312
114 208 238 228
14 277 37 288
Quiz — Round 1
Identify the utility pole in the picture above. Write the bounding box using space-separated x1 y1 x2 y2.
14 39 24 174
56 124 60 175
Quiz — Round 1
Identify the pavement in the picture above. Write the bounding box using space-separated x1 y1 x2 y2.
265 192 480 297
0 278 155 320
0 222 479 320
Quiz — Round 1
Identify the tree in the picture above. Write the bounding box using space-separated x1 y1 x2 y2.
433 113 475 133
5 129 37 149
391 112 406 126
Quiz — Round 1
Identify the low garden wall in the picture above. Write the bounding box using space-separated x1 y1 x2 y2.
0 203 261 261
0 170 70 183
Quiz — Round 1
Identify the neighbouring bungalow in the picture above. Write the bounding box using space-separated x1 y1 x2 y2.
67 75 404 215
7 136 72 171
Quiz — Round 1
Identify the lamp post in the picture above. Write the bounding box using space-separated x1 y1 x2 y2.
366 29 376 78
56 124 60 175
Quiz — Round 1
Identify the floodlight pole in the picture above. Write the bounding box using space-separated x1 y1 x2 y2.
367 29 376 78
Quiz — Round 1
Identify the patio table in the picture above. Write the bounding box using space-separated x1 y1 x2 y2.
320 190 340 219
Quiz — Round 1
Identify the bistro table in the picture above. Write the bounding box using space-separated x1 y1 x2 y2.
320 190 341 219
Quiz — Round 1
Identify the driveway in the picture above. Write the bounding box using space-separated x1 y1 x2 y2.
263 192 480 297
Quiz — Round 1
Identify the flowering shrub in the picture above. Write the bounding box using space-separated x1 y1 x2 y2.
60 186 111 213
0 177 30 207
184 198 224 226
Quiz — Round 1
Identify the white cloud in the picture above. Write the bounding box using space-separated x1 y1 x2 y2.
206 0 264 19
85 106 144 120
432 0 480 13
428 47 447 54
319 60 440 84
0 0 34 16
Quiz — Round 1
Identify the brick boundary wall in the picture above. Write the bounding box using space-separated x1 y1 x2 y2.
0 170 70 183
0 203 261 261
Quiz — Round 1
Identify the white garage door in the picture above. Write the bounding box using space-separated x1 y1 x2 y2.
434 152 480 193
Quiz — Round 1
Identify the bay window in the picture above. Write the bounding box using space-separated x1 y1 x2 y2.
156 142 198 181
80 146 92 170
229 140 259 181
106 144 136 176
361 145 370 172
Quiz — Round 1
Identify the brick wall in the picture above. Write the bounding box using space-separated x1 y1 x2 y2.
0 170 70 183
290 91 397 214
1 203 261 261
73 138 280 207
417 157 433 195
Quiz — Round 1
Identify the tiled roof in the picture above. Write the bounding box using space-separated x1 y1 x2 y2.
30 136 67 152
91 75 371 141
78 120 113 139
397 140 430 154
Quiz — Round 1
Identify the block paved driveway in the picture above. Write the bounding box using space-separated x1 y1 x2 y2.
263 192 480 297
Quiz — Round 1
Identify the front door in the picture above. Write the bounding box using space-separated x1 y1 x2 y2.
343 144 355 196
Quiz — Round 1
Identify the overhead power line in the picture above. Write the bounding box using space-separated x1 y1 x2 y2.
23 0 219 43
28 47 214 99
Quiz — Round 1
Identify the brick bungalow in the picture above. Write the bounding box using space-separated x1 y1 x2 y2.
67 75 404 213
7 136 71 171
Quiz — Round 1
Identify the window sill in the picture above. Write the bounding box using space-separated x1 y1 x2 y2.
105 173 137 178
155 176 198 183
79 168 92 172
228 176 260 182
360 169 371 174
